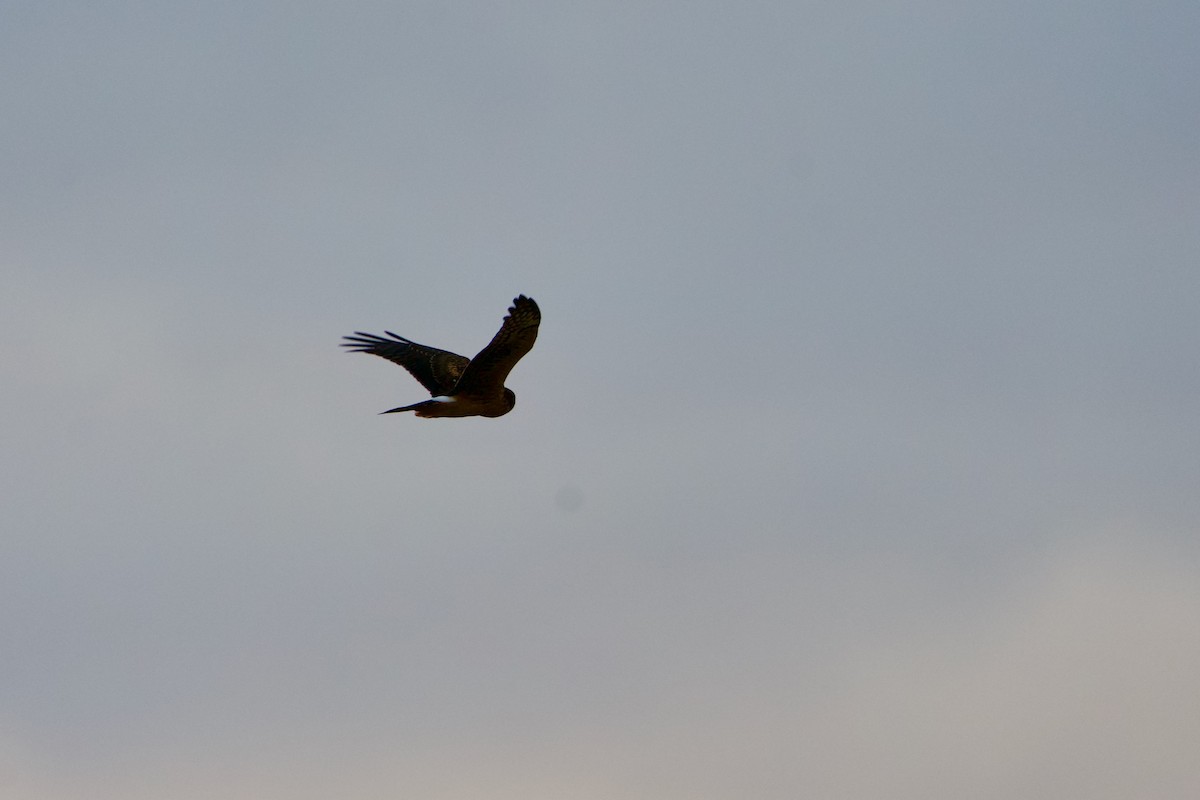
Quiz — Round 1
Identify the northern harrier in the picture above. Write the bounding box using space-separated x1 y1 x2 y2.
342 295 540 418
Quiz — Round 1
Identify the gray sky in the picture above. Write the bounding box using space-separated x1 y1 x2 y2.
3 2 1199 798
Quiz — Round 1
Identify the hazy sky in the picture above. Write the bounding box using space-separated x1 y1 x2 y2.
4 3 1199 798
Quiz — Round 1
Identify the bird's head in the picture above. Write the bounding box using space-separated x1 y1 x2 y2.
477 388 517 418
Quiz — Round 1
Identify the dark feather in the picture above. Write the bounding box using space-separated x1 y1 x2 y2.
452 295 541 397
340 331 469 396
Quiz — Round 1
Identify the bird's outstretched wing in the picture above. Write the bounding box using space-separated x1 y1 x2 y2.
453 295 541 396
340 332 469 396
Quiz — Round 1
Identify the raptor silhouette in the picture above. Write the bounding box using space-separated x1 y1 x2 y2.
342 295 540 418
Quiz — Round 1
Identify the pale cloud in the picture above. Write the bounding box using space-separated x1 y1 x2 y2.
6 539 1195 800
802 539 1200 799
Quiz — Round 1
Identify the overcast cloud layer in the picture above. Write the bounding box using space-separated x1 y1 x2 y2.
3 3 1199 798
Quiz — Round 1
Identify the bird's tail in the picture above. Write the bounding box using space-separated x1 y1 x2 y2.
381 397 455 417
380 402 423 414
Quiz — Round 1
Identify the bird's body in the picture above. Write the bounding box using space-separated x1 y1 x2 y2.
383 392 514 419
342 295 540 418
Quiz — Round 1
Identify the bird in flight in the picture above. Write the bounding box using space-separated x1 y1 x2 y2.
342 295 540 418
